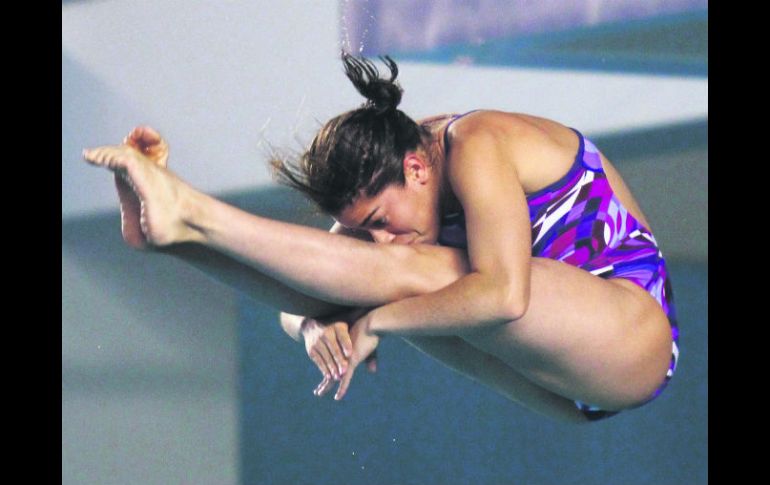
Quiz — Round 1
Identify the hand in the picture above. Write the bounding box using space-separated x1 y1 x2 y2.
301 308 379 398
301 317 352 395
334 311 380 401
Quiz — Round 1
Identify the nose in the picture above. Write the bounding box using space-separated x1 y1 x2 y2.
369 229 396 244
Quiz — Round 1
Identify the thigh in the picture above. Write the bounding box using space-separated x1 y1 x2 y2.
461 257 673 411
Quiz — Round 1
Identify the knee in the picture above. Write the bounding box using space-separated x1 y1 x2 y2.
407 244 470 294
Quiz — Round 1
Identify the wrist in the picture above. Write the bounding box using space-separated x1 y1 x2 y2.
300 317 328 342
299 316 314 336
363 310 379 336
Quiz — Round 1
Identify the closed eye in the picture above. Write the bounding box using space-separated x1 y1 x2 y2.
370 218 388 229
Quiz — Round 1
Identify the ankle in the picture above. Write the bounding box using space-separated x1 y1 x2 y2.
176 183 210 244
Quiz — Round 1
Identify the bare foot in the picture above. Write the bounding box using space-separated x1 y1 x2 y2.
83 130 197 247
113 126 170 249
114 174 149 249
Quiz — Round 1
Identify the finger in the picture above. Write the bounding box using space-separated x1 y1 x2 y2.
335 325 354 360
322 333 348 376
315 375 336 397
308 350 333 382
314 345 340 380
313 375 332 397
316 344 347 380
366 353 378 373
313 376 326 396
334 363 357 401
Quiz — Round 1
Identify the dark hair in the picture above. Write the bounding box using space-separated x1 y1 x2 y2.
271 53 430 214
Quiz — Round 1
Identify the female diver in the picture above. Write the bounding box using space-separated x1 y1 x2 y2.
82 54 678 423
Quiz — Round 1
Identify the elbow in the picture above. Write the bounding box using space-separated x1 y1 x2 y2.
501 284 530 321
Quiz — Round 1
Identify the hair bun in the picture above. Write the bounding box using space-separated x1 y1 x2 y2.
341 52 402 114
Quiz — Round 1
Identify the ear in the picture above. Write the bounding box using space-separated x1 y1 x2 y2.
403 152 431 184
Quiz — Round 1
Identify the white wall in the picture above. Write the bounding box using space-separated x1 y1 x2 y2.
62 2 707 484
63 0 707 218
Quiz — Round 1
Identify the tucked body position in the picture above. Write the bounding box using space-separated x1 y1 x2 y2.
82 54 679 423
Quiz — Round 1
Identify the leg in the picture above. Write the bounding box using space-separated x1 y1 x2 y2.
403 336 588 423
157 243 346 317
107 127 346 318
84 142 466 308
106 145 588 420
459 258 673 411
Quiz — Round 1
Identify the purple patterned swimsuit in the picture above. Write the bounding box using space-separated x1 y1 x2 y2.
437 114 679 421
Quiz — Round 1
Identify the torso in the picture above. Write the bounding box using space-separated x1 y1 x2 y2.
418 111 678 409
418 110 652 230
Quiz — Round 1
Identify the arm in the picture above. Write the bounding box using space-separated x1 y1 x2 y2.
365 120 532 336
279 223 378 394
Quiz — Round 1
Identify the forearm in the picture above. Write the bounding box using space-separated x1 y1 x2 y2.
368 271 521 336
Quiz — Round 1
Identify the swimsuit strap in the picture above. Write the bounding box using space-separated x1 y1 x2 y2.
578 133 605 173
442 110 481 156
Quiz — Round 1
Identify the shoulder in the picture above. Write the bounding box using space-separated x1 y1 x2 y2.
443 111 581 189
445 110 552 147
443 111 541 172
441 112 532 199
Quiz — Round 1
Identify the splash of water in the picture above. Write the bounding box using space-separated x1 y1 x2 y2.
340 11 351 53
358 2 375 55
339 0 376 55
340 0 353 54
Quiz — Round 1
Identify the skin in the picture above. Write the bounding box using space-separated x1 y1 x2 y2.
83 110 672 421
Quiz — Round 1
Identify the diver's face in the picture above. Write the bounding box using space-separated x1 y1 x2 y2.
335 153 441 245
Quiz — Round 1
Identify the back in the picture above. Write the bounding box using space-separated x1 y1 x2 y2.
431 110 653 230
